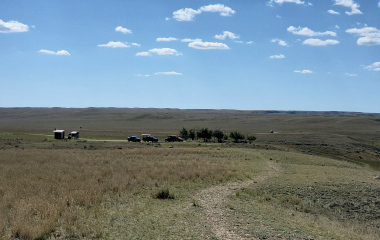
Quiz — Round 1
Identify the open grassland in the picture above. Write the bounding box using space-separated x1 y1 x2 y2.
1 108 380 239
0 146 267 239
229 151 380 239
1 108 380 169
1 145 379 239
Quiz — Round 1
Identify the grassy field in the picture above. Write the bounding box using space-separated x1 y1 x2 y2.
1 108 380 239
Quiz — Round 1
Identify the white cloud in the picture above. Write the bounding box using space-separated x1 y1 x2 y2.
333 0 362 15
98 41 130 48
345 73 358 77
247 41 254 44
271 38 288 46
173 8 202 21
132 43 141 47
135 74 150 77
276 15 282 19
199 4 236 16
136 48 182 56
364 62 380 71
270 54 286 59
214 31 239 40
287 26 337 37
0 19 29 33
335 25 340 29
115 26 132 34
156 37 177 42
302 38 339 46
346 27 380 46
294 70 313 74
268 0 305 6
378 1 380 8
328 9 340 15
135 52 150 56
172 4 235 21
39 49 70 56
150 48 182 56
155 72 183 75
181 38 202 42
188 41 230 50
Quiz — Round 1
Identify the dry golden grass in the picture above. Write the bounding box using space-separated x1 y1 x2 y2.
0 147 263 239
230 150 380 240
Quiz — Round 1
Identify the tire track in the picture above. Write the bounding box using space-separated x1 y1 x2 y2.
193 161 281 240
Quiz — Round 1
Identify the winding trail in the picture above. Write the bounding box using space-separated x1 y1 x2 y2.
193 161 281 240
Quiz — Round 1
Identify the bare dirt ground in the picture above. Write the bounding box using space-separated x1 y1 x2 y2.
194 161 281 240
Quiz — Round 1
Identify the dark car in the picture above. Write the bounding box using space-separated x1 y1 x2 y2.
142 135 158 142
165 135 183 142
128 136 141 142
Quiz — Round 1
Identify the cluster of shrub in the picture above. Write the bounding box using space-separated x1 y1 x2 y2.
179 127 256 143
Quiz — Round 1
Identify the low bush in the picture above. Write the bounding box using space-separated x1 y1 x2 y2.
153 187 175 199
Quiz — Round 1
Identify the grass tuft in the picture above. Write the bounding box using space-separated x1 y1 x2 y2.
153 187 175 199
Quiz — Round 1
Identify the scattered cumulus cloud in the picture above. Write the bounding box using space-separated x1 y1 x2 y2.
364 62 380 71
115 26 132 34
172 4 235 21
181 38 202 43
276 15 282 19
345 73 358 77
132 43 141 47
155 72 183 75
287 26 337 37
328 9 340 15
135 74 150 77
136 48 182 56
267 0 306 6
98 41 130 48
0 19 29 33
39 49 70 56
246 41 254 44
346 27 380 46
156 37 177 42
150 48 182 56
214 31 239 40
378 1 380 8
188 41 230 50
333 0 362 15
135 52 150 56
173 8 201 21
199 4 236 16
270 54 285 59
271 38 288 46
303 38 339 46
294 70 313 74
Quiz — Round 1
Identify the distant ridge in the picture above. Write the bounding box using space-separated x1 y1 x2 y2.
0 107 379 117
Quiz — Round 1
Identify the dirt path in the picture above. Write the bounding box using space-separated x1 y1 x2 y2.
193 161 281 240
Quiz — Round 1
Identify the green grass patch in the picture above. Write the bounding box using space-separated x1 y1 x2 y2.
0 132 54 141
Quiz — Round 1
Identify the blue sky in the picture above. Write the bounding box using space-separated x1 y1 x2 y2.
1 0 379 112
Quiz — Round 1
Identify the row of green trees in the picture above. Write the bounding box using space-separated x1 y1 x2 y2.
179 127 256 143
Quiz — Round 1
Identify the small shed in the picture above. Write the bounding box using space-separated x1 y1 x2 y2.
70 131 79 139
53 130 65 139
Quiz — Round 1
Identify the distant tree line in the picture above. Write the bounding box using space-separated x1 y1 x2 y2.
179 127 256 143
